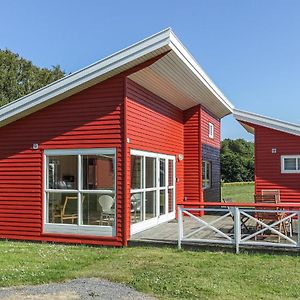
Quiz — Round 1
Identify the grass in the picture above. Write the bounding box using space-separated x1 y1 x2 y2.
0 182 296 299
0 241 299 299
222 182 254 203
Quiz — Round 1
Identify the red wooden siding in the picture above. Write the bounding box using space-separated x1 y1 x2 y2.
253 124 300 203
125 78 184 236
200 107 221 202
0 57 224 245
200 107 221 149
183 105 202 203
0 75 126 246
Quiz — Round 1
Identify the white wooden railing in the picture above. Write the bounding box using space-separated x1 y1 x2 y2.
178 202 300 253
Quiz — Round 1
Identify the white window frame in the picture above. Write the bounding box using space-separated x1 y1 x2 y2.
208 122 214 139
130 149 176 234
202 161 211 189
43 148 116 237
281 155 300 174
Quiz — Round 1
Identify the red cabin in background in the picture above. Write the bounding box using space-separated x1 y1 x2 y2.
0 29 233 246
235 109 300 203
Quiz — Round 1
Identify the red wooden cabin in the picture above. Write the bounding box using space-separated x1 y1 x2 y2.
235 109 300 204
0 29 233 246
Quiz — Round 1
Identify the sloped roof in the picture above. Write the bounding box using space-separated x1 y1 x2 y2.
0 28 234 127
234 108 300 137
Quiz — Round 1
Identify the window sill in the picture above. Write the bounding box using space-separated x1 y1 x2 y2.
203 187 211 190
43 223 115 237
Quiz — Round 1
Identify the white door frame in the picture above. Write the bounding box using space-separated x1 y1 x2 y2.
130 149 176 235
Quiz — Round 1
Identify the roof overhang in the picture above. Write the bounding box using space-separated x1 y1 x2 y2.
234 108 300 137
0 28 234 128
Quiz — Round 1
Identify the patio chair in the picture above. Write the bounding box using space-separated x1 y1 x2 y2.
222 198 251 234
261 189 280 202
98 195 115 225
60 196 78 224
131 193 141 222
254 194 289 242
261 190 293 236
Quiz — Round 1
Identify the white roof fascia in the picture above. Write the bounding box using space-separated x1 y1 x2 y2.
0 28 234 127
234 108 300 137
169 31 234 113
0 28 172 125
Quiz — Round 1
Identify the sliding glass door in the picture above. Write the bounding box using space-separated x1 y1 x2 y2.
130 150 176 234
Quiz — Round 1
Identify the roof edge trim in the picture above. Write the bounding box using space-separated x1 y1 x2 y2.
0 27 234 127
234 108 300 137
0 28 172 125
169 31 234 113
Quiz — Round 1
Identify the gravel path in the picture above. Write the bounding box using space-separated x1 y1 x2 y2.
0 278 157 300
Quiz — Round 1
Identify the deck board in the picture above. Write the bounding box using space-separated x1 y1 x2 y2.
130 214 299 253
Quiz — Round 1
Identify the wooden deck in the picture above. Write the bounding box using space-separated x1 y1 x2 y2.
130 215 220 243
130 214 300 253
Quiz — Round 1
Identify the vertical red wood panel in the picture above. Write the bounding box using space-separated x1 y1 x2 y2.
125 79 184 233
252 124 300 203
122 80 130 244
183 105 201 202
0 76 126 246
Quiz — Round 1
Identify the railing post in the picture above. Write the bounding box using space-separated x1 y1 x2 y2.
234 207 241 254
178 205 183 250
297 210 300 248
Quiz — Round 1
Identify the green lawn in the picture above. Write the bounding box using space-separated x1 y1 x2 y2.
222 182 254 203
0 241 299 299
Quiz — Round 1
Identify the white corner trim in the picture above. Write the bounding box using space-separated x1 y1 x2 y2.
234 108 300 137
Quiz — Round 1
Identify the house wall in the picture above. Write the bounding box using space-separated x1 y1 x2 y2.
0 75 126 246
125 79 184 237
182 105 221 204
183 105 202 203
200 107 221 202
253 124 300 203
0 69 223 245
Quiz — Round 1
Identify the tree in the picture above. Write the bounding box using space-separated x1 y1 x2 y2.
221 138 254 182
0 49 65 106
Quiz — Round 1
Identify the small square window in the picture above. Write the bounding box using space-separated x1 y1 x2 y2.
208 123 214 139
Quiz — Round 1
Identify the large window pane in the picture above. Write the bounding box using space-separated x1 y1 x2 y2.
48 156 77 189
145 191 156 220
168 160 174 186
97 194 115 226
131 156 143 189
168 189 174 213
82 193 115 226
159 190 165 215
131 192 143 224
47 192 78 224
284 158 297 171
159 159 166 187
146 157 156 188
82 154 114 190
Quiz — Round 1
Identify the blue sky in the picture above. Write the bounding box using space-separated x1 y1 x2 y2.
1 0 299 141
